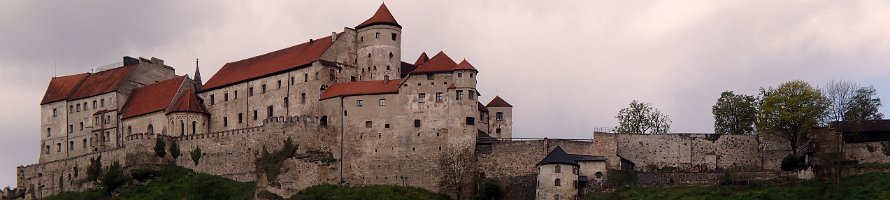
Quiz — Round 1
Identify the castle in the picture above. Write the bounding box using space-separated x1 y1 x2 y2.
7 4 890 200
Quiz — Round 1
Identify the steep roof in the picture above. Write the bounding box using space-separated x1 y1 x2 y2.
477 101 488 112
69 65 137 100
454 59 478 71
409 51 457 75
200 33 339 92
538 146 579 166
356 3 401 29
121 76 186 119
399 62 416 78
320 79 401 100
486 96 512 107
41 73 89 105
414 52 429 66
166 88 209 115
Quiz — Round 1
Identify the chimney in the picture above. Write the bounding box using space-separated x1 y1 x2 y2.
332 32 337 41
384 75 390 84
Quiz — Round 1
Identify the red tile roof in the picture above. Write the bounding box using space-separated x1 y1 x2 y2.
486 96 512 107
121 76 186 119
478 101 489 112
454 59 478 71
41 73 89 105
200 33 339 92
356 3 400 29
414 52 429 66
409 51 457 75
320 79 401 100
69 65 137 100
167 88 209 115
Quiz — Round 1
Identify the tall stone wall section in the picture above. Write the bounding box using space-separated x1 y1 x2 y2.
615 134 762 172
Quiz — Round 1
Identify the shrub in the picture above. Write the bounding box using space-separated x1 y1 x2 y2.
170 141 181 160
781 154 803 171
475 178 502 200
255 137 298 182
130 168 158 181
86 155 103 181
882 141 890 156
719 171 734 185
191 146 202 166
154 138 166 157
606 170 638 188
100 161 128 193
258 190 284 200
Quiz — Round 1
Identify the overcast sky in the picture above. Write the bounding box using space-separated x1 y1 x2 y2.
2 0 889 187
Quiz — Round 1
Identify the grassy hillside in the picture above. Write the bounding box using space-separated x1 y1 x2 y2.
287 184 449 200
587 172 890 200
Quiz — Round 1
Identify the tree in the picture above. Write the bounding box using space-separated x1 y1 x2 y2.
823 80 859 123
154 138 166 157
712 91 758 134
100 161 128 193
757 80 828 156
615 100 671 134
86 155 103 181
438 145 476 200
844 86 883 121
170 141 181 160
191 146 203 166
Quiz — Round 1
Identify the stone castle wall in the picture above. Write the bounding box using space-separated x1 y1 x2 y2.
615 134 763 172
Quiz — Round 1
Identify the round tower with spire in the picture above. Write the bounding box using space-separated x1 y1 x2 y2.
356 3 402 81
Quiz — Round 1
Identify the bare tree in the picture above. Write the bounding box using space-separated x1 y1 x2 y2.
824 80 859 123
438 145 477 200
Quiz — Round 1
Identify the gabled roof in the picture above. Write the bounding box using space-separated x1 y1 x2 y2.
409 51 457 75
454 59 478 71
121 76 187 119
320 79 401 100
69 64 137 100
200 33 340 92
414 52 429 66
477 101 488 112
486 96 512 107
41 73 89 105
356 3 401 29
167 88 209 115
539 146 579 166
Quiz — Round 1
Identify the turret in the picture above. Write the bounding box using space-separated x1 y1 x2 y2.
356 3 402 81
487 96 513 139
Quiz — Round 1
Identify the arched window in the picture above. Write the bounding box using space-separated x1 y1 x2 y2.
127 126 132 136
555 165 561 173
180 121 185 136
47 128 51 137
45 145 50 154
595 172 604 179
192 121 197 135
147 124 153 134
56 143 61 152
554 178 561 186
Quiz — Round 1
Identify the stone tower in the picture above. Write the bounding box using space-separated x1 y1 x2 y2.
356 3 402 81
536 146 580 200
487 96 513 139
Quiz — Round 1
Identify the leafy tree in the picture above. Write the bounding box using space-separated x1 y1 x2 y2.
154 138 166 157
757 80 828 156
824 80 859 123
844 86 884 121
100 161 128 193
712 91 758 135
170 141 181 160
615 100 671 134
476 178 503 200
191 146 203 166
86 155 103 181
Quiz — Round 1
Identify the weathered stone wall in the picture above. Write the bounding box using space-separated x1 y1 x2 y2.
845 141 890 164
634 171 778 186
615 134 762 172
535 164 578 200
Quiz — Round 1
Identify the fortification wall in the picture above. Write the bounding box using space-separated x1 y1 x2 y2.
845 141 890 164
615 134 762 172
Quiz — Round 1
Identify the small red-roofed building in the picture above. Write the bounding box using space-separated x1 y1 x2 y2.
487 96 514 139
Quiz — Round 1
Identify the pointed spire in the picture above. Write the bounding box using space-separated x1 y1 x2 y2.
414 52 429 66
194 58 203 88
357 3 401 29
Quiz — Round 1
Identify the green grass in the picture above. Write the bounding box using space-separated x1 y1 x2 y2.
287 184 449 200
587 172 890 200
45 166 256 200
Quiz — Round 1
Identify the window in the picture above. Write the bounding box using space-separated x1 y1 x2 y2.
356 100 363 107
555 165 561 173
284 97 289 108
379 99 386 106
391 33 397 40
234 91 238 100
224 92 229 101
418 93 426 103
92 100 97 109
466 117 475 125
83 102 87 111
101 99 105 107
147 124 154 134
76 104 80 112
320 116 328 127
555 178 561 186
210 95 215 105
554 194 560 200
301 93 306 104
267 106 274 118
469 91 476 100
253 110 258 120
496 112 504 121
304 74 309 82
330 69 336 81
57 143 61 152
277 80 282 89
261 84 267 93
45 145 50 154
224 117 228 127
68 124 73 133
365 121 372 128
69 105 73 113
375 32 380 38
53 108 57 117
238 113 243 124
105 116 110 124
69 141 74 150
94 117 99 125
426 74 434 80
595 172 604 179
496 128 502 133
456 90 464 100
458 73 462 77
435 92 444 103
386 65 391 70
315 72 319 80
192 121 197 135
414 120 421 128
470 73 474 78
79 122 83 131
249 87 254 96
127 126 132 135
385 124 390 128
180 121 185 136
573 166 579 175
46 128 51 137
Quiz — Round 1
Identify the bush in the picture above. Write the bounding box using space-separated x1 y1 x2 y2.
154 138 166 158
170 141 181 160
606 170 638 188
130 169 158 181
781 154 803 171
100 161 128 193
191 147 202 166
255 137 298 182
87 155 103 181
476 178 503 200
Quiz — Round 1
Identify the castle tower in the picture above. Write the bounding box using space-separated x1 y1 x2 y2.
536 146 580 200
356 3 402 81
487 96 513 139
